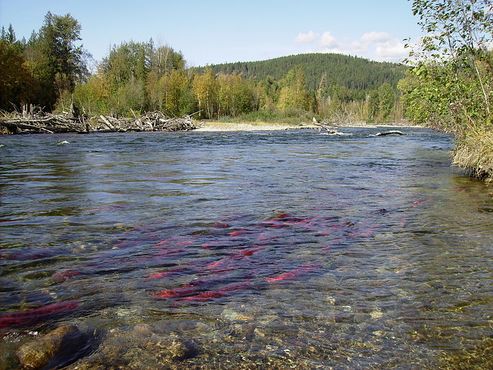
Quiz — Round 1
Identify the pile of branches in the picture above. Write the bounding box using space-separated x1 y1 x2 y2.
93 112 196 132
0 106 87 134
0 106 196 134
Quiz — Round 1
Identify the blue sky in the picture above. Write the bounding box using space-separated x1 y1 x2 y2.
0 0 422 66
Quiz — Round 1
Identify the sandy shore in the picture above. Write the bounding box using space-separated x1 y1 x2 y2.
195 121 420 131
194 121 316 131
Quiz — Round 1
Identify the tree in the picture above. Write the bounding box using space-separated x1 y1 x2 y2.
277 65 309 114
101 41 151 90
217 74 255 117
0 24 17 44
161 69 195 116
378 83 395 121
255 76 279 112
150 45 185 76
40 12 88 102
68 74 111 115
400 0 493 181
407 0 493 129
192 68 218 119
367 89 380 123
0 40 36 110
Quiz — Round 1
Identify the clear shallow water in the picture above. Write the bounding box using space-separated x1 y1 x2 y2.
0 127 492 368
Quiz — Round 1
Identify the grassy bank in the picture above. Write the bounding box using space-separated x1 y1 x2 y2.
453 129 493 182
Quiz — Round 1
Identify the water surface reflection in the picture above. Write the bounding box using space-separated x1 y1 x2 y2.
0 128 491 368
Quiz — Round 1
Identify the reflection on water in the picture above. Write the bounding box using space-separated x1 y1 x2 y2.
0 128 492 368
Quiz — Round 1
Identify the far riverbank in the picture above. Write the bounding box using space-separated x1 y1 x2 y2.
195 120 420 132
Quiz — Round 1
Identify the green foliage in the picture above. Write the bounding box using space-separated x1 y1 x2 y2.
378 83 396 121
400 0 493 180
192 68 218 119
71 75 111 115
217 74 255 117
101 41 152 89
160 70 195 116
0 40 37 110
0 13 88 111
401 0 492 133
79 41 189 116
35 12 88 109
277 66 309 114
367 90 380 123
366 83 396 122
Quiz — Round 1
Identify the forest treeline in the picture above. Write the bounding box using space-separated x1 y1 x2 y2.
198 53 406 99
1 12 405 124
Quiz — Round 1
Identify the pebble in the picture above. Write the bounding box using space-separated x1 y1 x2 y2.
326 295 336 305
254 327 266 338
221 308 252 321
370 309 383 320
133 323 153 337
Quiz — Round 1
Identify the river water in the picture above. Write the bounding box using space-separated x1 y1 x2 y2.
0 127 492 368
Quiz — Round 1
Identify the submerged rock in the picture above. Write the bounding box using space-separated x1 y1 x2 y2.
221 308 253 322
164 338 200 361
68 327 199 368
16 324 95 369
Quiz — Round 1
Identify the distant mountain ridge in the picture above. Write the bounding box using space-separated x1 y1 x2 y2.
198 53 407 95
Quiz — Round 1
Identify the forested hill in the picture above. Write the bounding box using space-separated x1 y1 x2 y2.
199 53 407 92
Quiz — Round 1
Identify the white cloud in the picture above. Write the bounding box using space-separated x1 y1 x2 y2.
295 31 319 44
350 40 366 52
376 40 407 59
320 31 338 48
293 30 408 62
360 31 392 44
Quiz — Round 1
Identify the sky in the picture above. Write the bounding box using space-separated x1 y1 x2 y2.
0 0 423 66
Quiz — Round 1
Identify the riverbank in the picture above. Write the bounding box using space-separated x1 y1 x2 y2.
195 120 420 131
195 121 316 131
0 113 420 135
453 129 493 183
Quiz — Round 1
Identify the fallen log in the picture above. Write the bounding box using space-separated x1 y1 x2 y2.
99 115 115 131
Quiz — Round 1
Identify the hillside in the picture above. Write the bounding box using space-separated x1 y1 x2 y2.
199 53 407 94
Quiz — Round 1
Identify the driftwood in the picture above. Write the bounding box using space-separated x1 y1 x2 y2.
89 112 196 133
374 130 404 136
312 120 340 134
0 111 86 134
0 109 196 135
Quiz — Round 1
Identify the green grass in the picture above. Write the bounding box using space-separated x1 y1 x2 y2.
453 128 493 182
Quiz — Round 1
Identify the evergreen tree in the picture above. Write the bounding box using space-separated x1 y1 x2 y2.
378 83 395 121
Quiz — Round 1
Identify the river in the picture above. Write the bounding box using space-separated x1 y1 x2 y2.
0 127 492 368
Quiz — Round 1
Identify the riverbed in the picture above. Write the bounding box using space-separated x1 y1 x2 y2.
0 127 492 368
